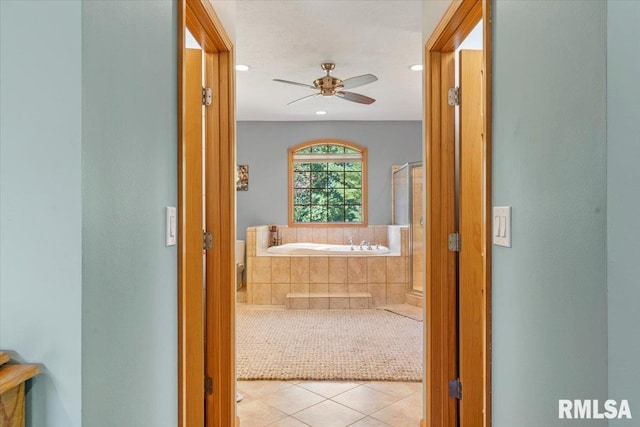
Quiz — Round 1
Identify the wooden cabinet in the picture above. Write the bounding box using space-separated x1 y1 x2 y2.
0 352 39 427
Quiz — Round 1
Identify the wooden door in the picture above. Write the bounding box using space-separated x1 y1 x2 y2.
458 48 485 426
205 49 237 427
180 47 205 426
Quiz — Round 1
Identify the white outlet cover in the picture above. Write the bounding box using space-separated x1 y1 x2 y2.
493 206 511 247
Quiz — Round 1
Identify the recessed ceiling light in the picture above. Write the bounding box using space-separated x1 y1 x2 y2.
315 111 327 116
409 64 423 71
235 64 250 71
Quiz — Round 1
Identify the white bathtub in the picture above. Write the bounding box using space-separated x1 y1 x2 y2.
266 242 391 256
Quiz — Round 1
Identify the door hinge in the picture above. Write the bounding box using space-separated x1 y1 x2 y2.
448 86 460 106
203 231 213 251
448 232 461 252
205 376 213 396
449 378 462 400
202 87 213 106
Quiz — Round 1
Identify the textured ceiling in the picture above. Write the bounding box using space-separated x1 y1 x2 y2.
235 1 424 121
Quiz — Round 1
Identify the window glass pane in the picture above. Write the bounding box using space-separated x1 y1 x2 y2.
294 162 310 171
310 162 327 172
327 145 345 153
328 162 345 171
345 172 361 189
345 188 362 204
311 145 328 153
294 189 311 205
294 205 310 222
328 206 345 221
297 147 313 154
294 171 310 188
327 171 345 188
328 188 345 205
311 172 328 188
310 206 328 222
311 189 328 205
344 147 359 154
345 205 362 222
345 161 361 171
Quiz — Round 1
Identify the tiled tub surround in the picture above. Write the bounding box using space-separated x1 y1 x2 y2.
246 225 409 308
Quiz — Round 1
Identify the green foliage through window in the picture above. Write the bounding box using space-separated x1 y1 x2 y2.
291 143 364 223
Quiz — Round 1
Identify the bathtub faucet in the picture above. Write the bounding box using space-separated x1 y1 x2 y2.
348 236 354 251
360 240 372 251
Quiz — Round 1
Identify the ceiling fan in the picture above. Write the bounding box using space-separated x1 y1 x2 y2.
273 63 378 105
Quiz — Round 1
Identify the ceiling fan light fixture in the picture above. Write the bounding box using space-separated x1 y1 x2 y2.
315 111 327 116
274 63 378 105
409 64 423 71
235 64 251 71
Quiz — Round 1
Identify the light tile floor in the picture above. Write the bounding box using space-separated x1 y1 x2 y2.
237 380 422 427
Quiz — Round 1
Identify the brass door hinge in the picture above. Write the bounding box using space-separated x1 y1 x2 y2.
448 232 461 252
203 231 213 251
205 376 213 396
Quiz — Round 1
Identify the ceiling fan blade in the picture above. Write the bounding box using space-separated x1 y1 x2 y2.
287 93 321 105
339 74 378 90
273 79 316 89
335 91 375 105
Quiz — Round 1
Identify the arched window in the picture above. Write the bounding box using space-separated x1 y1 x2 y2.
288 139 367 226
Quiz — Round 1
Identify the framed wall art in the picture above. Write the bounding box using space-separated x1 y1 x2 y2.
236 165 249 191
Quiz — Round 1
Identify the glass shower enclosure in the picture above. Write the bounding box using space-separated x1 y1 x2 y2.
392 162 423 294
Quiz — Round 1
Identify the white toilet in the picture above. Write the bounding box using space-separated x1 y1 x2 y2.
235 240 245 290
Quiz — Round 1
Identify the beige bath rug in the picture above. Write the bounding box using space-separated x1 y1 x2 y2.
236 306 423 381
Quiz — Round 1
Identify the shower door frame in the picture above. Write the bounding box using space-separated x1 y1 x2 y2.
408 162 424 296
392 161 424 295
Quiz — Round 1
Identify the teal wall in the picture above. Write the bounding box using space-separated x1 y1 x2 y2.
491 1 608 425
81 1 178 426
0 1 82 426
607 1 640 423
236 121 422 240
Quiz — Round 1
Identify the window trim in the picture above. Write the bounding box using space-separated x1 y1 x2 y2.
288 139 368 227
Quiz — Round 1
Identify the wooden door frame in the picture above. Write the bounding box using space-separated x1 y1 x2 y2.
178 1 235 426
423 0 492 426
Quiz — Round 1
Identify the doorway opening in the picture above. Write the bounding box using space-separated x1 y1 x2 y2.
233 1 425 425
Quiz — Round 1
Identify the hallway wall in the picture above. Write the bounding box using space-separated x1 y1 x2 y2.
81 2 178 425
607 1 640 422
0 2 82 426
491 1 608 425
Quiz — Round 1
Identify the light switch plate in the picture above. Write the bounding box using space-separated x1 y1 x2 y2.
493 206 511 247
166 206 177 247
